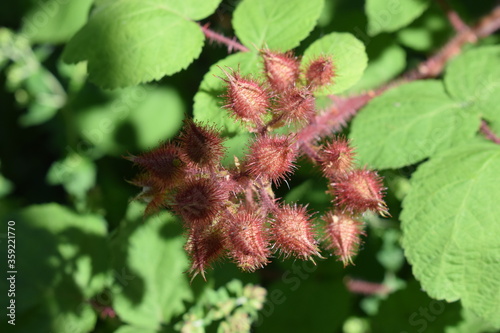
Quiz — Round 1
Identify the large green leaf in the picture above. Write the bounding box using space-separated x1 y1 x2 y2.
366 0 430 36
445 46 500 124
233 0 324 51
193 52 262 135
401 142 500 326
301 32 368 95
0 204 109 333
63 0 222 88
349 80 480 169
21 0 93 43
111 202 193 330
73 84 185 156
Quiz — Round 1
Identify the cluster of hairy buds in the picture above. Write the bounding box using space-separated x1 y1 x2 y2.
127 50 387 279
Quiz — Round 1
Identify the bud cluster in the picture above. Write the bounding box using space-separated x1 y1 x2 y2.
127 49 387 279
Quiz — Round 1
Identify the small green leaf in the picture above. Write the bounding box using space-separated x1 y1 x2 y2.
445 46 500 124
111 202 193 330
401 142 500 326
193 52 262 135
63 0 222 88
366 0 430 36
349 80 480 169
302 32 368 95
21 0 93 43
233 0 324 51
47 154 96 200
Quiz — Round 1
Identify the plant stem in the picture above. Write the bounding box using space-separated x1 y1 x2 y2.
480 121 500 145
200 24 249 53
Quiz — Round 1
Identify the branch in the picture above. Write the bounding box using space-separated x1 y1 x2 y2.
480 120 500 145
435 0 469 32
200 24 249 53
297 4 500 156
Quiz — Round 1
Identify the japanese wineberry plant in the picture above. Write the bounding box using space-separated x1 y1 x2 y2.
127 50 388 279
2 0 500 332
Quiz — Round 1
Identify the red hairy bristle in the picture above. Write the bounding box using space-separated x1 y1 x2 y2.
173 178 228 227
271 204 320 261
261 50 300 92
331 169 388 216
220 68 270 125
179 119 226 168
319 137 355 179
274 87 316 126
186 225 226 281
126 143 185 189
305 56 335 89
322 212 365 266
246 134 297 184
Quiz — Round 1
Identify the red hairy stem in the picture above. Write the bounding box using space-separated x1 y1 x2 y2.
435 0 469 32
200 24 249 53
344 277 390 296
480 121 500 145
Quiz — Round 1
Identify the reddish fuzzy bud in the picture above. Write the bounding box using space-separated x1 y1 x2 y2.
128 173 168 216
261 50 300 92
322 212 364 266
247 135 297 184
126 143 184 189
305 56 335 89
179 119 225 168
226 210 270 271
271 204 320 261
221 68 270 124
274 87 316 125
186 225 226 281
174 178 228 226
331 169 388 216
319 137 355 179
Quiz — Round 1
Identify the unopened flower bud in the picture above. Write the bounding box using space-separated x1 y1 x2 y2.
305 56 335 89
186 225 226 280
262 50 300 92
274 87 316 125
179 119 225 168
322 212 364 266
319 137 355 179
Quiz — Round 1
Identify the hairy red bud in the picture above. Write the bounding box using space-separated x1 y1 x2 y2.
271 204 320 261
174 178 228 226
186 225 226 281
305 56 335 89
262 50 300 92
322 212 364 266
331 169 388 215
274 87 316 125
221 68 269 124
226 210 270 271
320 137 355 179
247 135 297 184
126 143 184 189
179 119 225 168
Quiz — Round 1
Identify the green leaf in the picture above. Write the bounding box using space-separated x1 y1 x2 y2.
63 0 222 88
397 7 452 52
193 52 262 135
301 32 368 95
349 80 480 169
371 280 461 333
347 37 406 93
73 84 185 156
0 204 109 333
444 46 500 124
114 326 157 333
233 0 324 51
21 0 93 43
446 308 500 333
366 0 430 36
401 142 500 326
111 202 193 330
46 154 96 201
